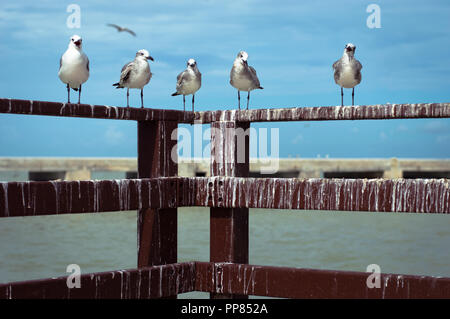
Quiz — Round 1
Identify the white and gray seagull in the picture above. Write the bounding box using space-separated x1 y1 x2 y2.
230 51 263 110
332 43 362 106
58 35 90 104
107 24 136 37
171 58 202 112
112 49 154 108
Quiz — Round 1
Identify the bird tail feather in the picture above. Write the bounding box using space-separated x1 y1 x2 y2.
113 82 123 89
171 92 179 96
258 86 264 90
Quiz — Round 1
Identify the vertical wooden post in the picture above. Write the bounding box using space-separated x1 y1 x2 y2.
137 120 178 296
210 120 250 299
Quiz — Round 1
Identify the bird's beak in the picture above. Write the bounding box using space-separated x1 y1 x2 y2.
147 56 154 61
74 40 82 47
243 60 248 66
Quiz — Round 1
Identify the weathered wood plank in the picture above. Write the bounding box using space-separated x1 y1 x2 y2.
195 262 450 298
0 262 195 299
1 177 448 217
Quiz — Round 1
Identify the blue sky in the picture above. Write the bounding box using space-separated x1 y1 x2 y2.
0 0 449 158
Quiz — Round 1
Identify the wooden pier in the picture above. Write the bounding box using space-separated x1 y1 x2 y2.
0 98 449 299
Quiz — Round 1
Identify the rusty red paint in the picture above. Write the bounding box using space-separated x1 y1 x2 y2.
0 178 178 217
137 121 178 271
194 262 450 298
192 177 450 213
210 121 250 299
1 261 448 299
1 177 449 217
0 262 195 299
0 98 193 122
2 99 449 124
196 102 450 123
1 98 450 300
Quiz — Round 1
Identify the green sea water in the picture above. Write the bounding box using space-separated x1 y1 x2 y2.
0 207 449 298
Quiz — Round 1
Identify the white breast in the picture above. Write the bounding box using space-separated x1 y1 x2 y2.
231 76 254 91
337 65 359 88
127 61 151 89
179 70 201 95
58 49 89 89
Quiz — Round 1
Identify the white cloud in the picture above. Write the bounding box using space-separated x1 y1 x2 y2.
422 121 450 134
379 131 388 140
104 125 125 145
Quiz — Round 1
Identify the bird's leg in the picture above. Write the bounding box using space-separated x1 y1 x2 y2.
182 95 185 112
127 88 130 107
192 94 195 112
341 87 344 107
238 91 240 110
78 84 82 104
67 84 70 103
352 87 355 106
247 91 250 110
141 88 144 108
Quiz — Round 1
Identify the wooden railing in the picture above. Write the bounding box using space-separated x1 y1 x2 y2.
0 98 449 299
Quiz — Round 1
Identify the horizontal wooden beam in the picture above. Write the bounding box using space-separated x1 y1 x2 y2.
0 262 195 299
0 178 179 217
1 177 448 217
0 98 193 122
188 177 450 213
1 99 449 123
195 262 450 298
1 261 448 299
195 102 450 123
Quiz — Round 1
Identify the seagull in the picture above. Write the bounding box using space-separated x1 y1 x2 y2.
107 24 136 36
171 59 202 112
230 51 263 110
112 49 153 108
332 43 362 106
58 35 90 104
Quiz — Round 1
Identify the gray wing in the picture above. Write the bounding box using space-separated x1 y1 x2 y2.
354 59 362 83
59 57 62 70
86 57 90 72
176 70 192 90
107 23 121 31
332 59 341 83
120 61 134 83
123 28 136 36
332 59 341 71
248 66 261 88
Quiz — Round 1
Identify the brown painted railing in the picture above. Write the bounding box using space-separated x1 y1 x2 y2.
1 98 450 299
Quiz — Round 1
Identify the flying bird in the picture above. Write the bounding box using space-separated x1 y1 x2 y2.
113 49 153 108
171 59 202 112
58 35 90 104
107 24 136 36
332 43 363 106
230 51 263 110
